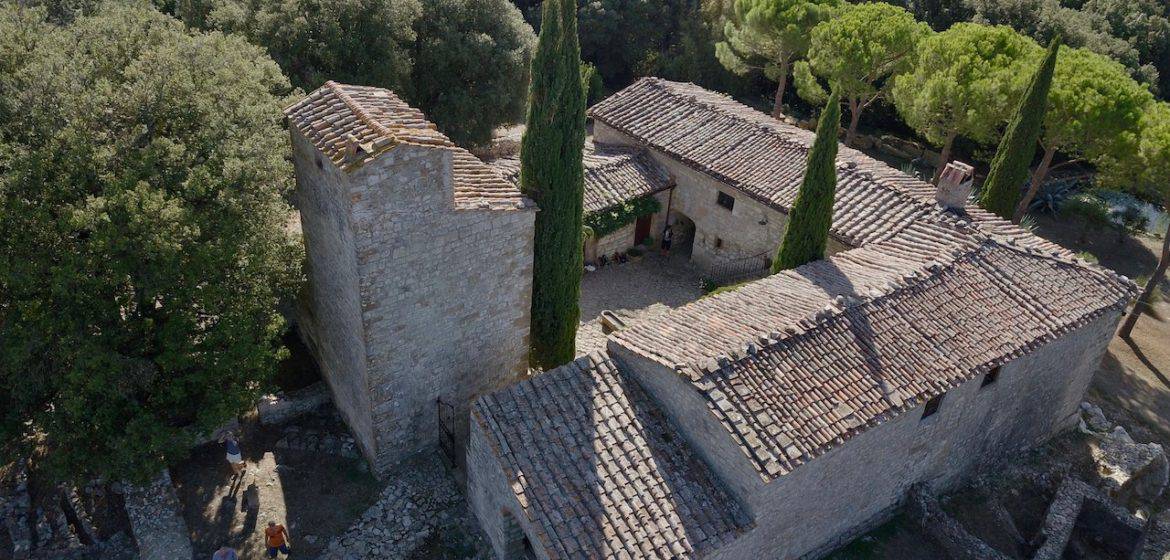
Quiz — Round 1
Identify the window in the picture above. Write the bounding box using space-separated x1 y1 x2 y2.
714 237 723 249
981 366 1001 388
921 394 943 420
717 191 736 211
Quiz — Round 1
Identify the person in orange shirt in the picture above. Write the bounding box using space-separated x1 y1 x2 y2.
265 520 291 557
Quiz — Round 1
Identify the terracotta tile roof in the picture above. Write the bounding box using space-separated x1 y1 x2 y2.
491 141 674 214
588 77 1059 250
612 220 1134 481
284 82 528 211
473 353 751 559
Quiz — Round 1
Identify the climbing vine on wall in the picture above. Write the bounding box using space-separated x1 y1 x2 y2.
584 196 662 238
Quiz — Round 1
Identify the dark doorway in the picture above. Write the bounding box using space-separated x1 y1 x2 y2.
667 211 696 259
634 214 652 245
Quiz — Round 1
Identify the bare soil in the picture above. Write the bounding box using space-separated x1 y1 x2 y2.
171 408 381 559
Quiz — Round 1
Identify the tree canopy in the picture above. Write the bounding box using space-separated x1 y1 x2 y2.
1013 47 1153 220
891 23 1039 182
177 0 535 147
1118 102 1170 337
794 2 930 145
716 0 842 117
410 0 535 146
520 0 587 370
0 3 303 483
773 90 840 272
978 37 1060 221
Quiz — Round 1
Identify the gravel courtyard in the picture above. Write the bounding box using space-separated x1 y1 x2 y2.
576 252 705 357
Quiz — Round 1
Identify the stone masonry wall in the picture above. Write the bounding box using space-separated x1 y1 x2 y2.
594 122 848 275
291 129 377 463
593 223 635 260
467 412 552 560
349 145 535 472
613 311 1121 560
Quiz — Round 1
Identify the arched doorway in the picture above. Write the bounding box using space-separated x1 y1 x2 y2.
665 211 696 260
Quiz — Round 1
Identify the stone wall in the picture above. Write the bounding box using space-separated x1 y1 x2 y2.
347 145 535 472
591 223 635 261
291 129 377 464
611 311 1121 560
594 122 848 275
466 412 550 560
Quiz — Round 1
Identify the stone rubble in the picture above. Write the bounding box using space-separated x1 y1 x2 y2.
1079 402 1169 502
321 453 491 560
1 467 33 559
124 470 193 560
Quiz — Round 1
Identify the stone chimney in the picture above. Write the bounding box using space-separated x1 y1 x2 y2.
935 161 975 210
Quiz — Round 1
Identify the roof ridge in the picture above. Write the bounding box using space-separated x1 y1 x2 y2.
325 80 399 145
682 241 989 381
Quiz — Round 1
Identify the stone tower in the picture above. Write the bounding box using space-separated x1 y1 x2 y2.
285 82 535 473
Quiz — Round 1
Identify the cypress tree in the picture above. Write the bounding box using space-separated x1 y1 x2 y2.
519 0 587 370
773 90 841 273
979 37 1061 220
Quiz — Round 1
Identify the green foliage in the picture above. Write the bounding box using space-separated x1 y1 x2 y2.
520 0 587 370
188 0 421 95
583 197 662 238
964 0 1166 94
177 0 535 147
0 3 303 483
979 37 1060 220
1042 47 1152 176
703 280 749 296
716 0 842 115
410 0 535 146
792 60 828 105
647 4 756 97
1134 103 1170 203
773 90 840 272
891 23 1040 149
581 62 604 105
576 0 691 87
801 2 930 142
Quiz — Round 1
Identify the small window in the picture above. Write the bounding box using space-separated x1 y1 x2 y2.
717 191 736 211
981 366 1001 388
714 237 723 249
921 394 943 420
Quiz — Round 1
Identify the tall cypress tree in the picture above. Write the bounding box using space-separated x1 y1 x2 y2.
979 38 1060 221
519 0 586 370
773 90 841 273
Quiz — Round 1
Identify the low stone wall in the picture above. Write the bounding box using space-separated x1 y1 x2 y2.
258 382 332 426
124 470 193 560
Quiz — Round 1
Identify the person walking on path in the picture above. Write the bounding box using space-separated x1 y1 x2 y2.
222 433 246 477
265 520 292 557
212 545 239 560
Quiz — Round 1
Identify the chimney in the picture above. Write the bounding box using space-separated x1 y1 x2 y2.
935 161 975 210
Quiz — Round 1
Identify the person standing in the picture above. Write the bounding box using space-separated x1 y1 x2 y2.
265 520 292 557
660 224 673 256
212 545 239 560
222 433 245 477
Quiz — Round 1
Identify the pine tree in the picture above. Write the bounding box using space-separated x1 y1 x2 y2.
519 0 587 370
773 90 841 273
979 37 1061 221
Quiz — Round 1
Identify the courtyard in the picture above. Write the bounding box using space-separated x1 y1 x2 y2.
575 251 705 357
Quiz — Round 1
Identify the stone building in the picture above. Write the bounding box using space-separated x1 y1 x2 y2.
466 79 1136 559
492 142 674 264
284 82 535 472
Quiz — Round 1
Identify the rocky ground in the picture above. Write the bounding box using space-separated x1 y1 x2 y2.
321 454 491 560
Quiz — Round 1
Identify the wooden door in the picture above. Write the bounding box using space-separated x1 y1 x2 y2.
634 215 652 246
